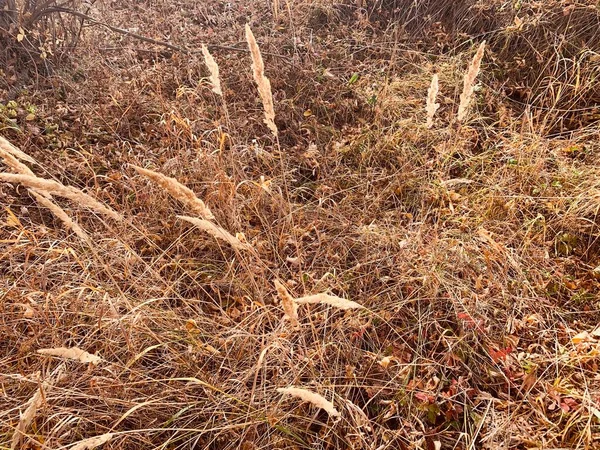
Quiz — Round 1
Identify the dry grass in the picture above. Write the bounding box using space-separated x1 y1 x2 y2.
2 1 600 450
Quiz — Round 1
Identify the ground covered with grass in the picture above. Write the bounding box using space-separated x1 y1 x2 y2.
2 1 600 449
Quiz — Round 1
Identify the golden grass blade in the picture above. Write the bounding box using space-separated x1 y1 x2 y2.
245 24 278 137
457 41 485 122
70 433 114 450
274 280 299 326
294 293 364 310
177 215 250 251
37 347 102 365
30 191 90 242
132 165 214 220
0 173 122 221
11 385 44 450
0 135 36 164
426 73 440 128
277 387 340 418
201 44 223 96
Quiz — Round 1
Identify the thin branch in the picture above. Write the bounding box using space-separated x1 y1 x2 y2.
38 7 292 60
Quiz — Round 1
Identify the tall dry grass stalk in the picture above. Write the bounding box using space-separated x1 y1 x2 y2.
245 24 278 137
0 135 36 164
0 173 122 221
274 280 299 326
201 44 223 96
426 73 440 128
277 387 340 418
294 293 364 310
30 191 90 241
457 41 486 122
177 215 250 251
132 165 215 220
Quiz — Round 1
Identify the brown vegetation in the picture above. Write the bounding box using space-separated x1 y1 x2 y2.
1 1 600 449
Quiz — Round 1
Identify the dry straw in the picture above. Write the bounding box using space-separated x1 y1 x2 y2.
274 280 299 326
457 41 486 122
277 387 340 418
294 293 364 310
0 173 122 221
177 215 250 251
245 24 278 136
37 347 102 365
201 44 223 96
70 433 114 450
426 73 440 128
132 165 215 220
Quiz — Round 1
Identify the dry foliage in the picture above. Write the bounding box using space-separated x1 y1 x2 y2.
3 3 600 450
277 387 340 418
132 165 215 220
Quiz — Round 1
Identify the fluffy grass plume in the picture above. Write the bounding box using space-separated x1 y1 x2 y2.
37 347 102 365
0 173 122 221
457 41 485 122
132 165 215 220
70 433 114 450
201 44 223 96
277 387 340 418
0 143 36 176
294 293 364 310
177 215 250 251
11 385 45 450
426 73 440 128
274 280 299 326
245 24 278 137
0 135 36 164
30 191 90 241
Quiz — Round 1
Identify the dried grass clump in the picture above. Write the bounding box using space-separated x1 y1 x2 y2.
132 165 215 220
294 293 364 310
277 387 340 418
457 41 485 122
37 347 102 364
201 44 222 96
177 215 250 251
426 73 440 128
274 280 299 326
245 24 278 137
0 172 122 221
